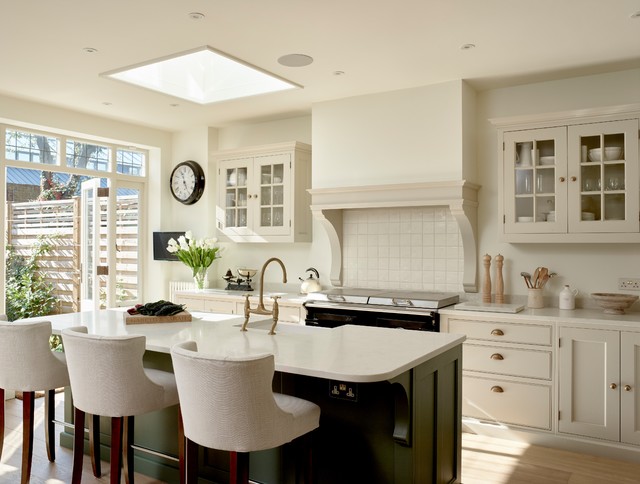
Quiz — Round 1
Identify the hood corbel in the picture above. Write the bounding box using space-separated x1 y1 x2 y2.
308 180 480 292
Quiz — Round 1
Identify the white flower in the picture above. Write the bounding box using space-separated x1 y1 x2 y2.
177 235 188 250
185 230 193 241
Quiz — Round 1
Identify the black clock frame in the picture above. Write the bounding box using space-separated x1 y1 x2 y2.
169 160 205 205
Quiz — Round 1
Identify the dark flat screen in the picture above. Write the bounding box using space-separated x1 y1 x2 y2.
152 232 185 261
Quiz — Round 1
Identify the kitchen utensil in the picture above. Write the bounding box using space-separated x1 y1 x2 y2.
520 272 532 288
517 142 533 166
588 147 623 162
591 292 639 315
299 267 321 294
532 267 540 288
537 267 548 287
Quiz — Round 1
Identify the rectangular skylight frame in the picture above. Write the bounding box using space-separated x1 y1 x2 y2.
101 46 301 105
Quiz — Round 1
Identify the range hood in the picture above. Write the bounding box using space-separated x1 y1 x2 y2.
308 180 480 293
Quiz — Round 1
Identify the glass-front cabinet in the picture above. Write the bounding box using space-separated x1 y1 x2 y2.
215 142 312 243
500 114 639 242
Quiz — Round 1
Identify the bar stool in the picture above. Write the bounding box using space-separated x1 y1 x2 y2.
62 326 183 484
0 320 70 484
171 341 321 484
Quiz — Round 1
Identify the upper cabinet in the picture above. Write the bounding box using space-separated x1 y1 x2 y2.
214 142 312 243
494 106 640 243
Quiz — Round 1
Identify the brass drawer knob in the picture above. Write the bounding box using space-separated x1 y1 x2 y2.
610 383 617 390
625 385 632 392
490 353 504 360
491 329 504 336
490 386 504 393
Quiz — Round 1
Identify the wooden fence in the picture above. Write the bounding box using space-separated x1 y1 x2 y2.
6 196 139 314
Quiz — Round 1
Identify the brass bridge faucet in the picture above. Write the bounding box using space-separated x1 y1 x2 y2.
241 257 288 335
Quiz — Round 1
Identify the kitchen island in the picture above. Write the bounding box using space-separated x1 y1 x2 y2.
32 309 465 483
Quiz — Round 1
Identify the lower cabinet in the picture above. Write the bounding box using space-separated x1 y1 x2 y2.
444 315 554 431
558 326 640 445
174 291 305 325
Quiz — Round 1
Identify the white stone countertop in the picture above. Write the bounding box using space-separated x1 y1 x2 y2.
24 309 465 383
440 306 640 331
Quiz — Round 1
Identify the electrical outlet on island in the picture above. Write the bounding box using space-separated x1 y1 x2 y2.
618 278 640 291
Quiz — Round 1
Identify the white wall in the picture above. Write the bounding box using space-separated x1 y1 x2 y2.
312 80 469 188
475 68 640 304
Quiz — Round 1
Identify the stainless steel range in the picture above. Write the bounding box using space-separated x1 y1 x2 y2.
304 288 459 332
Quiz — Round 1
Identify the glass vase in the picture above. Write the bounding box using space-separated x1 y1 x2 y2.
193 267 209 291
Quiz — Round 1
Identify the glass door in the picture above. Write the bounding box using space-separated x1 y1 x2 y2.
568 119 639 233
217 157 252 237
504 127 567 234
81 178 109 311
253 153 290 236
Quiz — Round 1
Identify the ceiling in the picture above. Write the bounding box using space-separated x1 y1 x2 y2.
1 0 639 132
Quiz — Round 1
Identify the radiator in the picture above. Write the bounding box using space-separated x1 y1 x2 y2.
169 280 195 301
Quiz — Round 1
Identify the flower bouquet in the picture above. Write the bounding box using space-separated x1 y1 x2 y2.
167 231 221 290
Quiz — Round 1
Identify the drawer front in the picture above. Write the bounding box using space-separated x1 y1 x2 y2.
449 318 552 346
204 299 235 314
176 296 205 311
463 344 552 380
462 376 551 430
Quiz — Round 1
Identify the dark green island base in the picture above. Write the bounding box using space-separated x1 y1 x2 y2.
61 344 462 484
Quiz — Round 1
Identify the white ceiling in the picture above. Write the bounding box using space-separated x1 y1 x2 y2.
2 0 639 132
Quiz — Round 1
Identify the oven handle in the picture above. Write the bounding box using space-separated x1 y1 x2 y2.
392 298 414 307
327 294 347 302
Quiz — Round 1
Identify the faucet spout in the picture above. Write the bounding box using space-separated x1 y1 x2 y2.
241 257 287 334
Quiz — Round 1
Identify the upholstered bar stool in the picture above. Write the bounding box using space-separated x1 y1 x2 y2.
171 341 321 484
0 320 70 484
62 326 183 484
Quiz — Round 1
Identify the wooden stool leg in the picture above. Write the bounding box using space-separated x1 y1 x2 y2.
0 388 5 461
21 391 35 484
123 416 134 484
110 417 123 484
178 408 186 484
89 414 101 477
72 407 85 484
45 389 55 462
229 451 249 484
185 438 198 484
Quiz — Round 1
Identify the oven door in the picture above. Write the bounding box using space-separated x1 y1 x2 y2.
304 305 374 328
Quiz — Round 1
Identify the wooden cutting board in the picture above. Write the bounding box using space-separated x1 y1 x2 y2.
124 311 192 325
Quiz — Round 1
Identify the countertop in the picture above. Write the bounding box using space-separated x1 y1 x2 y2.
25 309 465 383
440 306 640 330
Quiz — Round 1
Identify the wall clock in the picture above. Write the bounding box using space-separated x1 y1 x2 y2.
170 160 205 205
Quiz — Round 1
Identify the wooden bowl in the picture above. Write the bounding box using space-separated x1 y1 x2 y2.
591 293 639 315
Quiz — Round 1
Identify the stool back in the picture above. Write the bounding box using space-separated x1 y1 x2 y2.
0 320 69 391
171 341 295 452
62 326 166 417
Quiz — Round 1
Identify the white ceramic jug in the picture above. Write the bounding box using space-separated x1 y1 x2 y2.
517 142 533 166
559 285 578 310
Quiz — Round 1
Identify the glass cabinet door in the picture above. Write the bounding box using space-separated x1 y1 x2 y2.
254 153 290 235
224 165 248 229
504 127 567 234
568 119 639 233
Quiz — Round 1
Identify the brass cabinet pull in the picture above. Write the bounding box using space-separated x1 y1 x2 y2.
570 176 577 182
490 386 504 393
625 385 632 392
490 329 504 336
610 383 617 390
559 176 566 182
490 353 504 360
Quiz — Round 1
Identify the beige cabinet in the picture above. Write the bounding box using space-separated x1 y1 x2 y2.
558 326 640 445
443 315 554 430
174 291 305 325
214 142 312 243
497 112 640 243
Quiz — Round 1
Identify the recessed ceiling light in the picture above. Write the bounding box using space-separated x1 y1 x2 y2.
101 46 301 105
333 71 345 76
102 101 112 106
631 11 640 18
169 103 180 107
83 47 98 54
188 12 205 20
460 43 476 51
277 54 314 67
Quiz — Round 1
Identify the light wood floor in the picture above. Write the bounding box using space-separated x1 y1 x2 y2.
3 393 640 483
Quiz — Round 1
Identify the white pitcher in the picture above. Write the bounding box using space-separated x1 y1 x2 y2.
559 285 578 310
517 142 533 166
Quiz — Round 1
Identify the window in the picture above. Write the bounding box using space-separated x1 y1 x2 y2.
5 129 58 164
117 149 145 176
66 140 110 171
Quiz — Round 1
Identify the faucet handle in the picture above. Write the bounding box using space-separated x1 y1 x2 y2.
268 296 281 335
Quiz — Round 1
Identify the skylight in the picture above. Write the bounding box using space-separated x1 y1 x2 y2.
102 46 300 105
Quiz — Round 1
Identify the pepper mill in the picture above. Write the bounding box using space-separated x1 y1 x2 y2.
495 254 504 304
482 254 492 303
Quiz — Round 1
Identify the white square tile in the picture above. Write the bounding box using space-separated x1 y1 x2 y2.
389 257 400 270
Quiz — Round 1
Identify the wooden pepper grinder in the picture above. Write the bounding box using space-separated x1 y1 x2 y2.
482 254 492 303
495 254 504 304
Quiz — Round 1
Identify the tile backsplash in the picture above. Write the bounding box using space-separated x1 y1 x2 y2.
342 207 464 292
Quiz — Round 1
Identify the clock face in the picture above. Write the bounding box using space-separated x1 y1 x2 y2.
170 160 205 204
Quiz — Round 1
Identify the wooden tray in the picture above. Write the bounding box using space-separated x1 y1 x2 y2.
124 311 192 325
